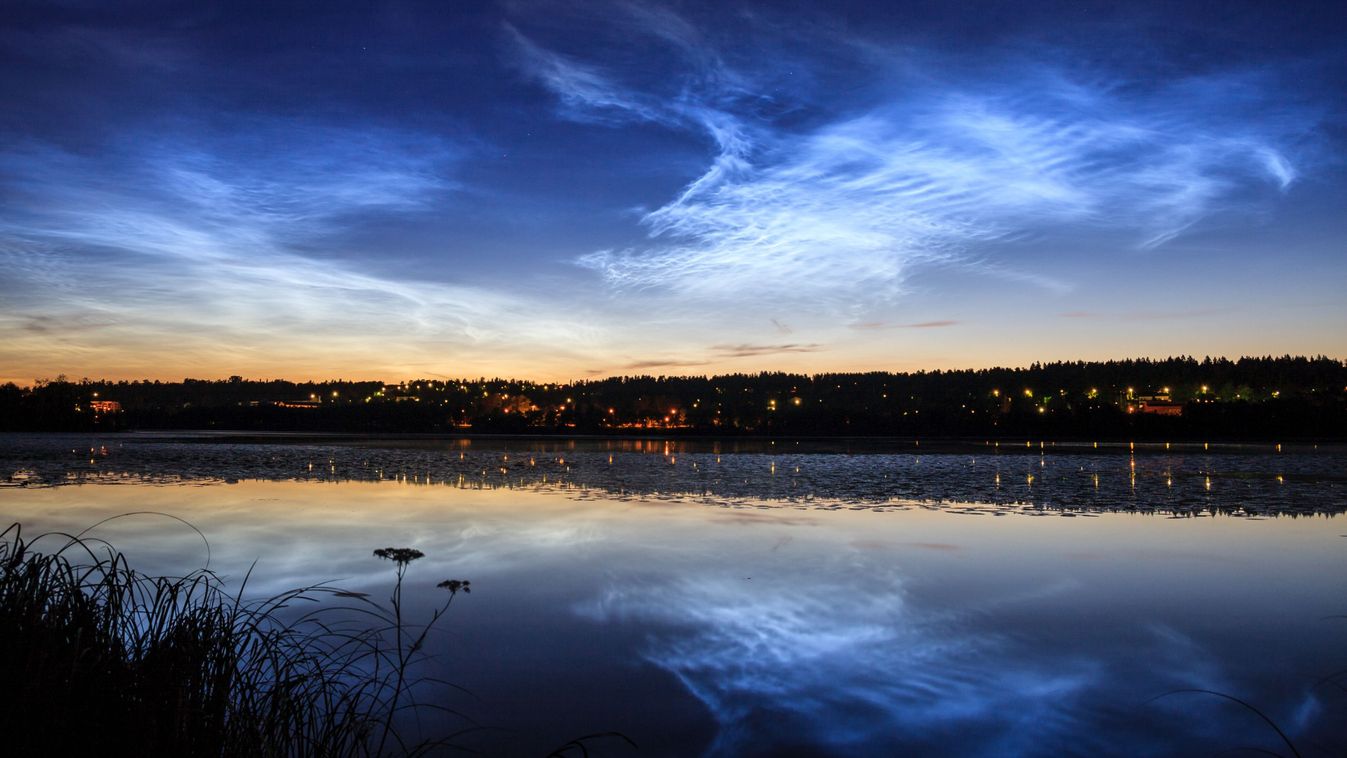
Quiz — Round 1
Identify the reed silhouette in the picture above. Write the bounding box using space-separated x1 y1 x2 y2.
0 521 472 756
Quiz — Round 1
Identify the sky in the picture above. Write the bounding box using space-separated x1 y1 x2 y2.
1 0 1344 383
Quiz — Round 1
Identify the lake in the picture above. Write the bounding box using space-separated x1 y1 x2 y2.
2 432 1345 756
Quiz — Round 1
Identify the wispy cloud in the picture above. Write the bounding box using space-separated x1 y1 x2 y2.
0 121 601 378
504 25 669 126
621 358 709 371
851 320 959 330
710 343 823 358
512 12 1317 309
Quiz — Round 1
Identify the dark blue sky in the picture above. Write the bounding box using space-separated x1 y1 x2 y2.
2 1 1343 380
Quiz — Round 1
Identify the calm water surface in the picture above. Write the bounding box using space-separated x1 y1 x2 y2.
2 433 1345 756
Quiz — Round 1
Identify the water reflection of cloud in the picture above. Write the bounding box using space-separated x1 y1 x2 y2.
576 568 1103 756
575 563 1321 755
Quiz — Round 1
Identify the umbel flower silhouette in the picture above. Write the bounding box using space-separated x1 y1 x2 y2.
368 545 471 756
438 579 471 594
372 547 424 566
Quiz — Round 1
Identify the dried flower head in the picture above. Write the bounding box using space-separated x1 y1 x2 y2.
373 547 424 566
437 579 471 594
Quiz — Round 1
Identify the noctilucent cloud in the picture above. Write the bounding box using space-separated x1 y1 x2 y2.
2 1 1343 382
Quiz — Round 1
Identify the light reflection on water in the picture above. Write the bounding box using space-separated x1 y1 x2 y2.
2 441 1346 755
3 433 1345 516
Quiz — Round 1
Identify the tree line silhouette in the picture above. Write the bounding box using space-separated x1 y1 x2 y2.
3 356 1343 440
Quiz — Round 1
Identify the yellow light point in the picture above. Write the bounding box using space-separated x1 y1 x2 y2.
1201 385 1209 393
1093 474 1099 489
1129 441 1134 451
995 473 1001 487
1162 387 1170 394
1027 474 1034 485
1276 474 1284 484
1167 477 1172 487
1276 443 1281 453
1165 442 1170 450
1024 388 1033 398
1037 407 1045 414
1205 476 1211 491
992 389 1001 398
1204 442 1209 451
1093 441 1098 449
792 397 802 406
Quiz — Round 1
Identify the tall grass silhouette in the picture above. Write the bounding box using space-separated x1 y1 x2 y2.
0 521 471 756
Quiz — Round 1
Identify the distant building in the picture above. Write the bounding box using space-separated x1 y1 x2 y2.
90 400 121 413
272 400 322 409
1138 399 1183 416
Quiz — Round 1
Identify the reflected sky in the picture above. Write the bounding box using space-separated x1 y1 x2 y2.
4 476 1344 755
